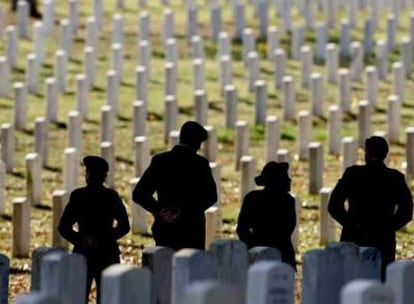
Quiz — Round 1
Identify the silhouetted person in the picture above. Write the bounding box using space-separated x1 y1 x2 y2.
12 0 42 19
237 162 297 270
328 136 413 280
58 156 130 303
133 121 217 251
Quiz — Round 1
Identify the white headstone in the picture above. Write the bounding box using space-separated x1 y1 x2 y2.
246 261 295 304
309 142 324 194
101 264 151 304
235 121 249 170
52 190 68 249
265 116 280 162
319 188 336 245
340 280 394 304
172 249 217 304
14 82 28 131
142 246 174 304
240 156 256 201
12 197 30 257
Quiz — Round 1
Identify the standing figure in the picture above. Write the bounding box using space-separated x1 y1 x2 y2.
58 156 130 303
133 121 217 251
236 161 297 270
328 136 413 280
12 0 42 19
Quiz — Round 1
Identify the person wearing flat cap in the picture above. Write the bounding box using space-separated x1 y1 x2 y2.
329 136 413 280
58 155 130 303
236 161 297 270
133 121 217 250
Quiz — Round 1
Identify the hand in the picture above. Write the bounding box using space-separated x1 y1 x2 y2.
160 207 180 223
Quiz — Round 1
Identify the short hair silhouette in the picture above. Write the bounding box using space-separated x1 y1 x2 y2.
365 136 389 160
179 121 208 147
255 162 289 186
83 156 109 182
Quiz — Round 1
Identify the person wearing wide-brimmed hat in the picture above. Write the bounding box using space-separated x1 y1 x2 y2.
133 121 217 251
58 155 130 303
236 161 296 270
328 136 413 280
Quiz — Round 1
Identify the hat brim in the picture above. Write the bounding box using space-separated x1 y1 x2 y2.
255 175 265 186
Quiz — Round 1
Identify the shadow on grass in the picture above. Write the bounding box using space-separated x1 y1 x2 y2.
35 204 52 211
44 165 61 173
116 156 133 165
1 214 11 221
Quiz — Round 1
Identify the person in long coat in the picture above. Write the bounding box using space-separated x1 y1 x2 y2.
328 136 413 280
237 161 297 270
133 121 217 251
58 156 130 303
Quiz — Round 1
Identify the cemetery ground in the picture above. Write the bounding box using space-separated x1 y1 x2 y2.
1 0 414 302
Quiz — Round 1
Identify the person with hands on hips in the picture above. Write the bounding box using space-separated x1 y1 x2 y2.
58 156 130 303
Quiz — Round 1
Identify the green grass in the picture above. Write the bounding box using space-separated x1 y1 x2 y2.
0 0 414 302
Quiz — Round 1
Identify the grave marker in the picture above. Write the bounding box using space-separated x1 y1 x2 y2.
101 264 151 304
172 249 217 304
209 239 248 291
142 246 174 304
26 153 42 207
246 261 295 304
184 281 241 304
248 247 282 265
340 280 394 304
12 197 30 257
129 178 148 235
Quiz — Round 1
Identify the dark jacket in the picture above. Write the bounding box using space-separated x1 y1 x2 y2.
58 183 130 258
133 144 217 250
237 189 297 269
328 162 413 267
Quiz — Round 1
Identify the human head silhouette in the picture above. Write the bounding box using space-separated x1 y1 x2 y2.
179 121 208 151
364 136 389 163
255 161 291 191
83 155 109 184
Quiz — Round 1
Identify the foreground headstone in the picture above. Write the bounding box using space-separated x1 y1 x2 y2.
31 247 66 291
302 248 343 304
246 261 295 304
184 281 241 304
359 247 382 280
41 252 87 304
340 280 394 304
327 242 360 284
172 249 217 304
248 247 281 265
101 264 151 304
16 293 61 304
142 246 174 304
0 254 9 304
209 239 248 292
386 261 414 304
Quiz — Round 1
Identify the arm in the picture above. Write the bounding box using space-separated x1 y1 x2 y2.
113 193 131 239
236 194 253 247
58 192 82 245
132 159 161 216
285 195 297 235
328 169 351 227
393 174 413 230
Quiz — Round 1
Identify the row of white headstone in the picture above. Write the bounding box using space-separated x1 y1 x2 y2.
11 240 414 304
